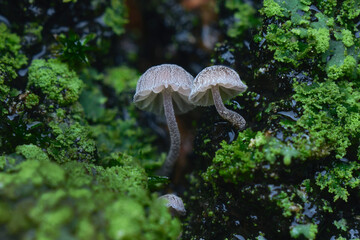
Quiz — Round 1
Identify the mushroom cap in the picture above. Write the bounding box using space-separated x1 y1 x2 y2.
189 65 247 106
133 64 194 115
159 194 186 216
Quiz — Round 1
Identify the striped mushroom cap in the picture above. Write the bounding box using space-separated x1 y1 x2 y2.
133 64 194 115
189 65 247 106
159 194 186 216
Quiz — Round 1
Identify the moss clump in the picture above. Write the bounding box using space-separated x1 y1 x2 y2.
48 120 97 163
0 150 180 239
0 23 27 83
307 28 330 53
202 128 312 184
15 144 49 162
260 0 285 18
104 66 139 94
0 23 27 113
27 59 83 106
316 161 360 202
224 0 260 38
327 54 357 81
259 0 360 80
290 223 318 240
294 80 360 159
340 29 354 48
24 92 40 109
103 0 128 35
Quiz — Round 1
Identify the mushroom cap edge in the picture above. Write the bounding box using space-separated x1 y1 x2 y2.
189 65 247 106
133 64 195 115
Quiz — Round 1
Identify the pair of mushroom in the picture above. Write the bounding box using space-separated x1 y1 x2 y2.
133 64 247 176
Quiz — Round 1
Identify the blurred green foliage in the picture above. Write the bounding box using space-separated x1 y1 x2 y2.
104 0 128 35
224 0 260 39
104 66 139 94
0 146 181 239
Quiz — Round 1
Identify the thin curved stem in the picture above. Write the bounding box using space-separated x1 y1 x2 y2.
211 85 246 130
159 88 180 176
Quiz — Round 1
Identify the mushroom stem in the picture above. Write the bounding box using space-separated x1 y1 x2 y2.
159 88 181 176
211 85 246 130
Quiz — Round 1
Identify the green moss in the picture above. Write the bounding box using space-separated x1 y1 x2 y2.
91 117 164 169
333 219 348 231
294 80 360 159
0 23 28 82
27 59 83 106
202 129 308 184
0 23 27 111
327 54 357 80
24 22 43 43
340 29 354 47
224 0 259 38
103 0 128 35
259 0 359 80
0 153 181 239
339 0 360 21
48 121 97 163
104 66 139 94
260 0 285 17
24 93 39 109
307 28 330 53
15 144 49 162
290 223 318 239
316 161 360 202
271 191 296 217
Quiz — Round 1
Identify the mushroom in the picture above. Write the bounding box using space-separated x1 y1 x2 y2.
159 193 186 216
133 64 194 176
189 65 247 130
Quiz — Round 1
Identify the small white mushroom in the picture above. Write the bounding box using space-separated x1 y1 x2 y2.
159 194 186 216
189 65 247 130
133 64 194 176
